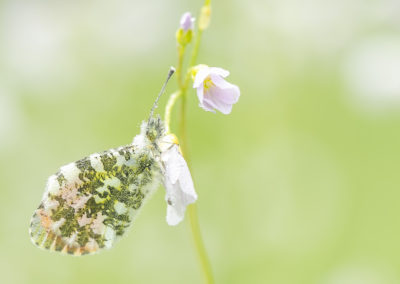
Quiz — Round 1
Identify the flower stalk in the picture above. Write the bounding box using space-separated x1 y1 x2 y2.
164 5 214 282
164 91 181 134
163 0 239 282
178 8 213 281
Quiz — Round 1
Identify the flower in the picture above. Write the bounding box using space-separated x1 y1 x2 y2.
176 12 194 46
193 65 240 114
160 134 197 226
180 12 195 32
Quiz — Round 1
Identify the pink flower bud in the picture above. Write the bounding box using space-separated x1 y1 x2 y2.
180 12 194 32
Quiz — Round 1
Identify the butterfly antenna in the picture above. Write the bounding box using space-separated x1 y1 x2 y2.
148 67 175 122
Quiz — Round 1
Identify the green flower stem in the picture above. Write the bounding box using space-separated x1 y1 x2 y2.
187 203 214 284
179 91 214 284
177 46 185 89
180 15 214 284
164 91 181 134
188 29 203 74
164 87 214 284
166 1 214 282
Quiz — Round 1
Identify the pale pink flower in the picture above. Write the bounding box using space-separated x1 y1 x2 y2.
180 12 194 32
193 65 240 114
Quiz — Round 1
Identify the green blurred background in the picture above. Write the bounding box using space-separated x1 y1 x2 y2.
1 0 400 283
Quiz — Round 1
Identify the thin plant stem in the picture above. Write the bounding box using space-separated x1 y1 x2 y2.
164 87 214 283
164 91 181 134
188 30 203 74
165 1 214 282
178 91 214 284
179 15 214 284
188 203 214 284
177 46 185 89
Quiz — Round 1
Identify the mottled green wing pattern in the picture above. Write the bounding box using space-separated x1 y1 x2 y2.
29 144 161 255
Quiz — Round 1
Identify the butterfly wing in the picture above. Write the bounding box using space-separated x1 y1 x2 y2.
29 145 161 255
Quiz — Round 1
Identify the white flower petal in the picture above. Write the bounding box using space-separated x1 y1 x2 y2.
196 83 205 102
200 103 215 112
209 67 229 77
193 66 210 88
210 83 240 104
211 74 236 90
204 88 234 114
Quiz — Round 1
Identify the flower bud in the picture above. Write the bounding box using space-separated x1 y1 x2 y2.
176 29 193 46
180 12 194 32
198 5 211 31
176 12 195 46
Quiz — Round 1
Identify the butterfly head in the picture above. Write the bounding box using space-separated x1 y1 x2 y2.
145 115 165 144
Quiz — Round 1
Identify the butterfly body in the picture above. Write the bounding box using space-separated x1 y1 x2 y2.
29 117 165 255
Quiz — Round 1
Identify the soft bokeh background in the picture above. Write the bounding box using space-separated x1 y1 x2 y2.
1 0 400 283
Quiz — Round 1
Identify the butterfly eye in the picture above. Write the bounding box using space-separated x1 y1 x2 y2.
146 128 158 142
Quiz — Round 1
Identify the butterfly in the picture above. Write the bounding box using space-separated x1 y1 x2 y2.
29 68 197 256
